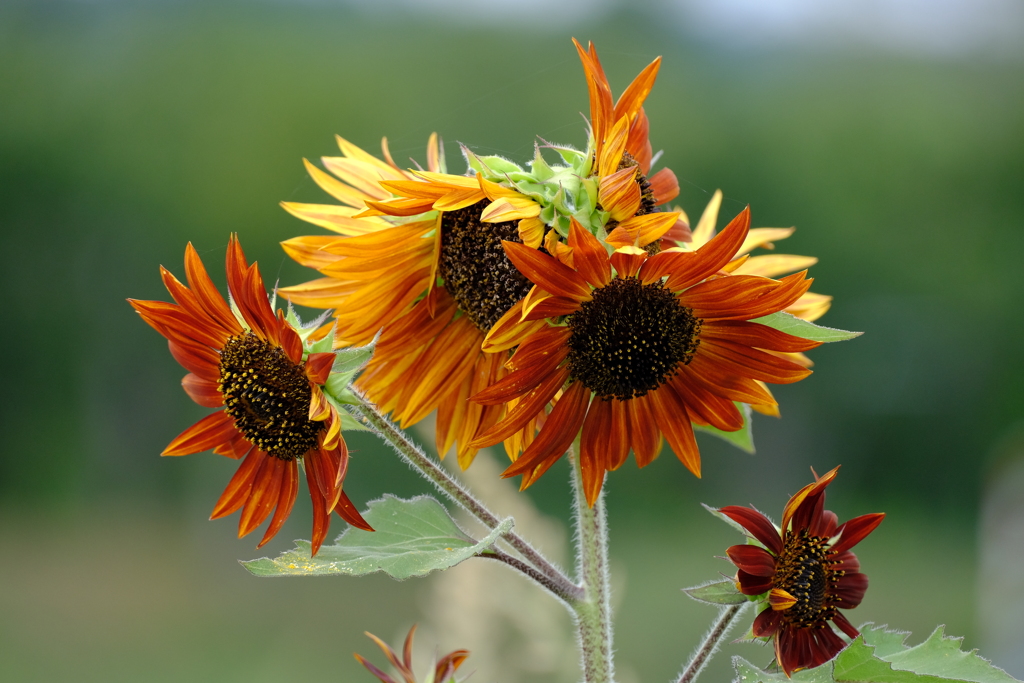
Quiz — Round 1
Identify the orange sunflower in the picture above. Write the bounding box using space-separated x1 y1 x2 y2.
129 236 370 555
720 467 884 675
470 209 820 504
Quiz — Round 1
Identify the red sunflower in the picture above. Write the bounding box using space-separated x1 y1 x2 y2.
129 236 370 555
470 208 818 504
720 467 885 675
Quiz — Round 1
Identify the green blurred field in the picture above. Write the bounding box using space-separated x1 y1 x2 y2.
1 1 1021 681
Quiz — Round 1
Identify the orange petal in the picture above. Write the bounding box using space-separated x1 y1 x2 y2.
471 366 569 448
648 167 679 205
502 241 592 302
610 247 647 278
181 374 223 408
163 411 237 456
668 206 750 291
257 460 299 548
210 448 263 519
502 382 590 482
335 490 373 531
649 384 701 477
238 454 286 538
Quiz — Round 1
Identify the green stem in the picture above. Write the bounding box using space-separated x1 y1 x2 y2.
347 389 582 604
570 450 614 683
676 603 746 683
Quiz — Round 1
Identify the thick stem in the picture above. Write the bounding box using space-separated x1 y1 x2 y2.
571 452 614 683
676 603 746 683
346 389 581 602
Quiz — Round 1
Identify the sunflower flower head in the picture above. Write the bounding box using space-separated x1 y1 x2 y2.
355 625 469 683
469 208 821 503
129 235 371 556
717 466 885 676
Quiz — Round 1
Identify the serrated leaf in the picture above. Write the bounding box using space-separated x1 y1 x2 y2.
883 627 1019 683
752 311 862 343
732 624 1021 683
242 495 514 580
696 402 754 453
683 579 748 605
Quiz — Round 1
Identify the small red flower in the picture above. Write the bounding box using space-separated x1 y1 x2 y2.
719 467 884 675
355 624 469 683
129 235 370 555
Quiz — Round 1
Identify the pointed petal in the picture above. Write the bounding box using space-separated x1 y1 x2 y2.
568 218 611 288
769 588 798 611
727 544 777 577
163 411 237 456
834 571 869 608
335 491 373 531
736 569 774 596
238 454 286 538
502 241 591 301
648 383 701 477
181 374 224 408
691 189 723 247
831 512 885 554
666 206 749 291
752 607 783 637
501 382 590 482
718 506 783 554
257 459 299 547
648 167 679 205
304 351 336 385
210 448 262 519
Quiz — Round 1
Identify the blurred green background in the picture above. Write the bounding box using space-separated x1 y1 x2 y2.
2 1 1023 681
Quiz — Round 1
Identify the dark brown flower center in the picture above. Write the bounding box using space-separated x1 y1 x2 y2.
438 201 534 331
566 277 701 401
219 332 321 460
773 530 842 628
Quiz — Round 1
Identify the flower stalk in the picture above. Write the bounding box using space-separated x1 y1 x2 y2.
345 387 583 604
570 447 615 683
676 603 746 683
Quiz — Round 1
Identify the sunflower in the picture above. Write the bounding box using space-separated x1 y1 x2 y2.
719 467 885 675
469 209 819 504
355 625 469 683
129 236 370 555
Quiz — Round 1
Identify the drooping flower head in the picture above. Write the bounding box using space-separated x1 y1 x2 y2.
470 209 819 504
719 467 885 675
355 624 469 683
129 236 370 555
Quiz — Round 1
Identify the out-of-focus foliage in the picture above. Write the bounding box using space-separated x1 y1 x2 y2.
1 1 1021 682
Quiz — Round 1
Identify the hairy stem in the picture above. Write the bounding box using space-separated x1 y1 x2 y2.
479 549 583 603
676 603 746 683
347 389 581 602
571 451 614 683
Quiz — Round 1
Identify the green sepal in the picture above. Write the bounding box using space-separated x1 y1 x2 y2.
241 495 515 580
732 624 1021 682
753 312 862 343
335 407 371 432
331 342 375 374
530 145 556 181
682 579 748 605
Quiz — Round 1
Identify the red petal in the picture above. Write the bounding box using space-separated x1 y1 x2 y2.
736 569 774 596
700 320 822 353
304 459 331 556
834 571 868 608
471 366 568 447
167 339 220 381
629 394 662 467
752 607 783 637
831 612 860 639
726 544 777 577
718 506 783 554
184 242 241 333
831 513 885 554
335 490 373 531
648 383 700 476
162 411 237 456
648 167 679 205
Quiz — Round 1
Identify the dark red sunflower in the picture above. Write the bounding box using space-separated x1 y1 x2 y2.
470 208 818 504
355 624 469 683
720 466 885 676
129 235 370 555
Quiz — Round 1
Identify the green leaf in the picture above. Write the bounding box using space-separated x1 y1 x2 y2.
683 579 748 605
752 311 862 343
332 342 375 374
241 495 514 580
695 402 754 453
731 623 1021 683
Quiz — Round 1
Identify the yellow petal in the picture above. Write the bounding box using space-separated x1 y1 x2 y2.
691 189 722 247
597 115 631 177
280 235 344 270
740 227 796 254
280 202 386 236
734 254 818 278
334 135 406 179
769 588 797 611
302 158 368 208
480 196 541 222
599 165 642 221
518 217 545 249
617 211 681 247
321 157 392 200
